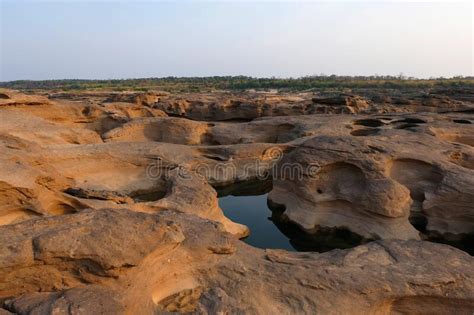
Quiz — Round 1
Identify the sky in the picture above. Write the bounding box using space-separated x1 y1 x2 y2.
0 0 472 81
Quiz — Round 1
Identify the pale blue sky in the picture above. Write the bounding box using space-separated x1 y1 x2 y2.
0 1 472 81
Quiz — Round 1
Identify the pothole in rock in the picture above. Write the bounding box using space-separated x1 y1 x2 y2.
389 159 473 255
353 119 385 127
388 118 426 132
395 118 427 124
130 189 167 202
410 216 474 255
424 233 474 255
395 123 420 131
453 119 472 124
217 180 364 252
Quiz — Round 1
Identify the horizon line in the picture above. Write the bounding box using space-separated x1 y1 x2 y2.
2 74 473 83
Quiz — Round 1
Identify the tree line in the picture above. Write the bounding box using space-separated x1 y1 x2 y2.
1 75 472 92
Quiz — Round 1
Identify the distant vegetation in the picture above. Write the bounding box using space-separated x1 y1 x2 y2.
1 75 473 93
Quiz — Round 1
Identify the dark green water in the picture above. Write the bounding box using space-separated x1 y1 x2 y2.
218 184 474 255
219 193 296 251
217 181 364 252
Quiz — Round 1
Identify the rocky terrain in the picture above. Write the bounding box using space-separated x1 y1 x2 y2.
0 87 473 314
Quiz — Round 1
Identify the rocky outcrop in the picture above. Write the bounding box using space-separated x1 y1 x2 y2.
269 136 417 240
0 88 473 314
152 93 364 120
1 208 473 314
0 89 50 106
151 88 474 121
269 120 474 240
104 91 164 106
312 94 370 112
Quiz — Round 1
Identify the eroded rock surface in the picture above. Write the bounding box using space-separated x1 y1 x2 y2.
0 88 473 314
269 128 474 240
1 208 473 314
151 88 474 121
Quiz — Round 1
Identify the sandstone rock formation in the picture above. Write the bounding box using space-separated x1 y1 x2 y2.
150 88 474 121
0 88 473 314
1 208 473 314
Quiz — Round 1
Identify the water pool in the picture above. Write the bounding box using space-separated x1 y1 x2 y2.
218 182 364 252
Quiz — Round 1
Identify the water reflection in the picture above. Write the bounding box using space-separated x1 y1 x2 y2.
217 180 364 252
217 180 473 255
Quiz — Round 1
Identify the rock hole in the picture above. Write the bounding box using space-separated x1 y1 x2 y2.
353 119 384 127
392 117 427 124
409 213 428 232
130 189 167 202
216 179 273 198
395 123 419 130
390 160 472 255
388 159 443 208
217 179 364 252
453 119 471 124
422 231 474 256
81 106 91 116
408 212 473 255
